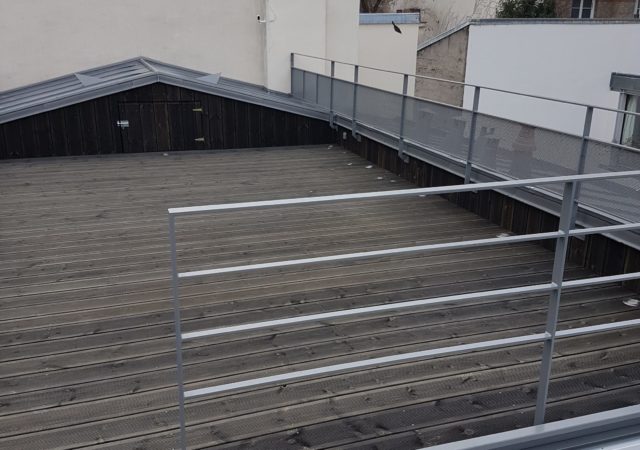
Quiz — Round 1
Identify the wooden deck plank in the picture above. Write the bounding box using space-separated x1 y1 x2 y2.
0 145 638 449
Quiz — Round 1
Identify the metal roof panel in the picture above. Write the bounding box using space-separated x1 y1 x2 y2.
0 57 326 124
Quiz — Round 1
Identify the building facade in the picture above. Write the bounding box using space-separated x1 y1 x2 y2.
416 19 640 147
0 0 418 95
555 0 640 18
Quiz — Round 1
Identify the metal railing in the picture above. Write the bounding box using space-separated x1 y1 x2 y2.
289 53 640 241
169 170 640 449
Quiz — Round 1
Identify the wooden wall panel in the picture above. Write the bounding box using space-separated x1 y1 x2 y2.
0 83 334 159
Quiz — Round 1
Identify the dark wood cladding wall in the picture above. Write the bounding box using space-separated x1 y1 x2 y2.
340 127 640 292
0 83 335 159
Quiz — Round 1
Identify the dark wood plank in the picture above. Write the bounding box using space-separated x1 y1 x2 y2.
92 97 115 154
0 146 637 450
62 104 83 155
139 102 157 153
79 101 98 155
153 103 171 152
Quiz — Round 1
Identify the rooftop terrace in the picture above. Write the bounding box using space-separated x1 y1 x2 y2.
1 145 639 449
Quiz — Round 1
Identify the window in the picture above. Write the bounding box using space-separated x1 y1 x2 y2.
620 94 640 149
571 0 595 18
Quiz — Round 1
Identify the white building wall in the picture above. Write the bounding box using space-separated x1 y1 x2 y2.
264 0 327 92
0 0 266 90
0 0 417 97
326 0 360 81
462 23 640 141
357 23 419 95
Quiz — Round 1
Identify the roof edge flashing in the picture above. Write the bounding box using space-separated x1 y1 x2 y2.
0 57 327 124
360 13 420 25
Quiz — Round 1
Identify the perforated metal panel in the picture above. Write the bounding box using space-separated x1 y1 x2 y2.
291 69 304 99
403 97 472 160
303 71 318 103
333 79 354 118
291 67 640 229
355 85 403 133
580 140 640 222
471 113 582 194
316 74 331 110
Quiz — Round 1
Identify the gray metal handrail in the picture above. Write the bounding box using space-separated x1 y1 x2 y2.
292 52 640 118
290 59 640 246
169 170 640 449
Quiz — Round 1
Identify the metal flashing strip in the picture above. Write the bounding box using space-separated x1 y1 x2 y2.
360 12 421 25
424 404 640 450
417 21 471 51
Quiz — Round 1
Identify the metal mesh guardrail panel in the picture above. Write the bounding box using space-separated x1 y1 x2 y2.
292 69 304 99
333 78 354 118
581 140 640 222
404 97 472 160
303 71 318 103
317 74 331 110
471 113 582 182
290 65 640 231
356 85 403 134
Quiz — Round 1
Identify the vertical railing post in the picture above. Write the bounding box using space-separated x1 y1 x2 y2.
464 86 481 184
302 69 306 102
398 74 409 160
352 65 359 139
575 105 594 204
169 214 187 450
534 181 578 425
329 61 336 129
577 106 593 175
289 53 295 96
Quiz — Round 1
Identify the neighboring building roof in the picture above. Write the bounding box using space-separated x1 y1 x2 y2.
417 18 640 51
360 12 420 24
0 57 325 124
417 21 471 51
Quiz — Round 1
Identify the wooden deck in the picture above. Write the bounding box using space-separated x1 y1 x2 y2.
0 145 639 449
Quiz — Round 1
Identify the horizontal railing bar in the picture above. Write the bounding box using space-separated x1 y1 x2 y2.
182 283 558 340
182 270 640 341
569 223 640 236
183 333 550 399
182 315 640 399
563 272 640 288
168 170 640 215
178 231 562 279
292 53 640 118
556 319 640 339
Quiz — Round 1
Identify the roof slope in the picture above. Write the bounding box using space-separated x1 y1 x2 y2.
0 57 325 124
